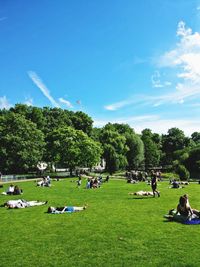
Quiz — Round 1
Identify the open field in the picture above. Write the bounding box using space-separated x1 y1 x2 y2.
0 178 200 267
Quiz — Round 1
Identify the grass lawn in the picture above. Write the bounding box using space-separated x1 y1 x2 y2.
0 178 200 267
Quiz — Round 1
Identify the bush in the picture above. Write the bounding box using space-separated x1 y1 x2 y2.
162 172 179 180
175 164 190 180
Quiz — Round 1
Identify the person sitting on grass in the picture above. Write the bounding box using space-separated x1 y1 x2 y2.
47 205 87 214
13 185 23 195
171 179 180 189
7 184 15 195
1 184 23 195
4 199 48 209
176 194 200 218
165 194 200 221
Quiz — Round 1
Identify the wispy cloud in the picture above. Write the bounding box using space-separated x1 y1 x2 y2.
104 96 146 111
104 99 134 111
59 97 73 108
0 96 12 109
151 71 171 88
105 21 200 111
28 71 60 108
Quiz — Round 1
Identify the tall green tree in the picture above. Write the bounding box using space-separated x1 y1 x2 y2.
100 125 128 174
161 127 187 165
71 111 93 136
45 126 102 174
141 129 161 169
191 132 200 145
0 113 45 173
184 145 200 178
126 133 144 170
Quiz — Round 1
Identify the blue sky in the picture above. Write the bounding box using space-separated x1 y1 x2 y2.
1 0 200 136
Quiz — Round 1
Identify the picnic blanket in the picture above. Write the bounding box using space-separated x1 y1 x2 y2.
184 218 200 225
165 210 200 224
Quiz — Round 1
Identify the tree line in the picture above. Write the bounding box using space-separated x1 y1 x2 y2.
0 104 200 179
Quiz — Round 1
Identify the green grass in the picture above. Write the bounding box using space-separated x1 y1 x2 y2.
1 178 200 267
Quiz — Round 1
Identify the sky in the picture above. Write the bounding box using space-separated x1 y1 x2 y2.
1 0 200 136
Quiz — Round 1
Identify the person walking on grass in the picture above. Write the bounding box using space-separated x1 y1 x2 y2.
151 173 160 197
77 175 82 188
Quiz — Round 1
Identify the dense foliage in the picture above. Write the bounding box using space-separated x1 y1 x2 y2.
0 104 200 178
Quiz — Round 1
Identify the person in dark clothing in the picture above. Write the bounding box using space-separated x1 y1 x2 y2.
105 175 110 182
151 174 160 197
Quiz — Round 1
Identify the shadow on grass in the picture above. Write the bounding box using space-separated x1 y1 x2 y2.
163 219 174 223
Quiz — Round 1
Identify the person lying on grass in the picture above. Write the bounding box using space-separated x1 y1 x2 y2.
128 191 154 196
4 199 48 209
165 194 200 221
47 205 87 214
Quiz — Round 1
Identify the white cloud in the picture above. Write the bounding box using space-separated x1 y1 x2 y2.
104 94 149 111
94 115 158 127
28 71 60 107
94 115 199 136
105 21 200 111
133 118 200 137
24 98 33 106
159 21 200 96
104 99 134 111
0 96 12 109
59 97 73 108
151 70 172 88
160 21 200 88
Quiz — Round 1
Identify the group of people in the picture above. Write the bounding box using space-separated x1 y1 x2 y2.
37 176 51 187
1 184 23 195
76 175 109 189
126 170 162 183
128 171 161 197
126 170 148 182
85 176 102 189
169 179 189 189
3 198 87 213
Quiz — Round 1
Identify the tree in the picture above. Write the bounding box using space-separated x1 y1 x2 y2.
71 111 93 136
161 127 187 165
184 145 200 178
91 127 101 142
0 113 45 173
175 164 190 181
141 129 161 169
45 126 102 174
104 123 144 170
99 126 128 174
42 107 73 134
125 133 144 170
191 132 200 145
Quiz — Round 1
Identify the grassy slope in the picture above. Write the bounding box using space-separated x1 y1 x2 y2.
0 179 200 267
